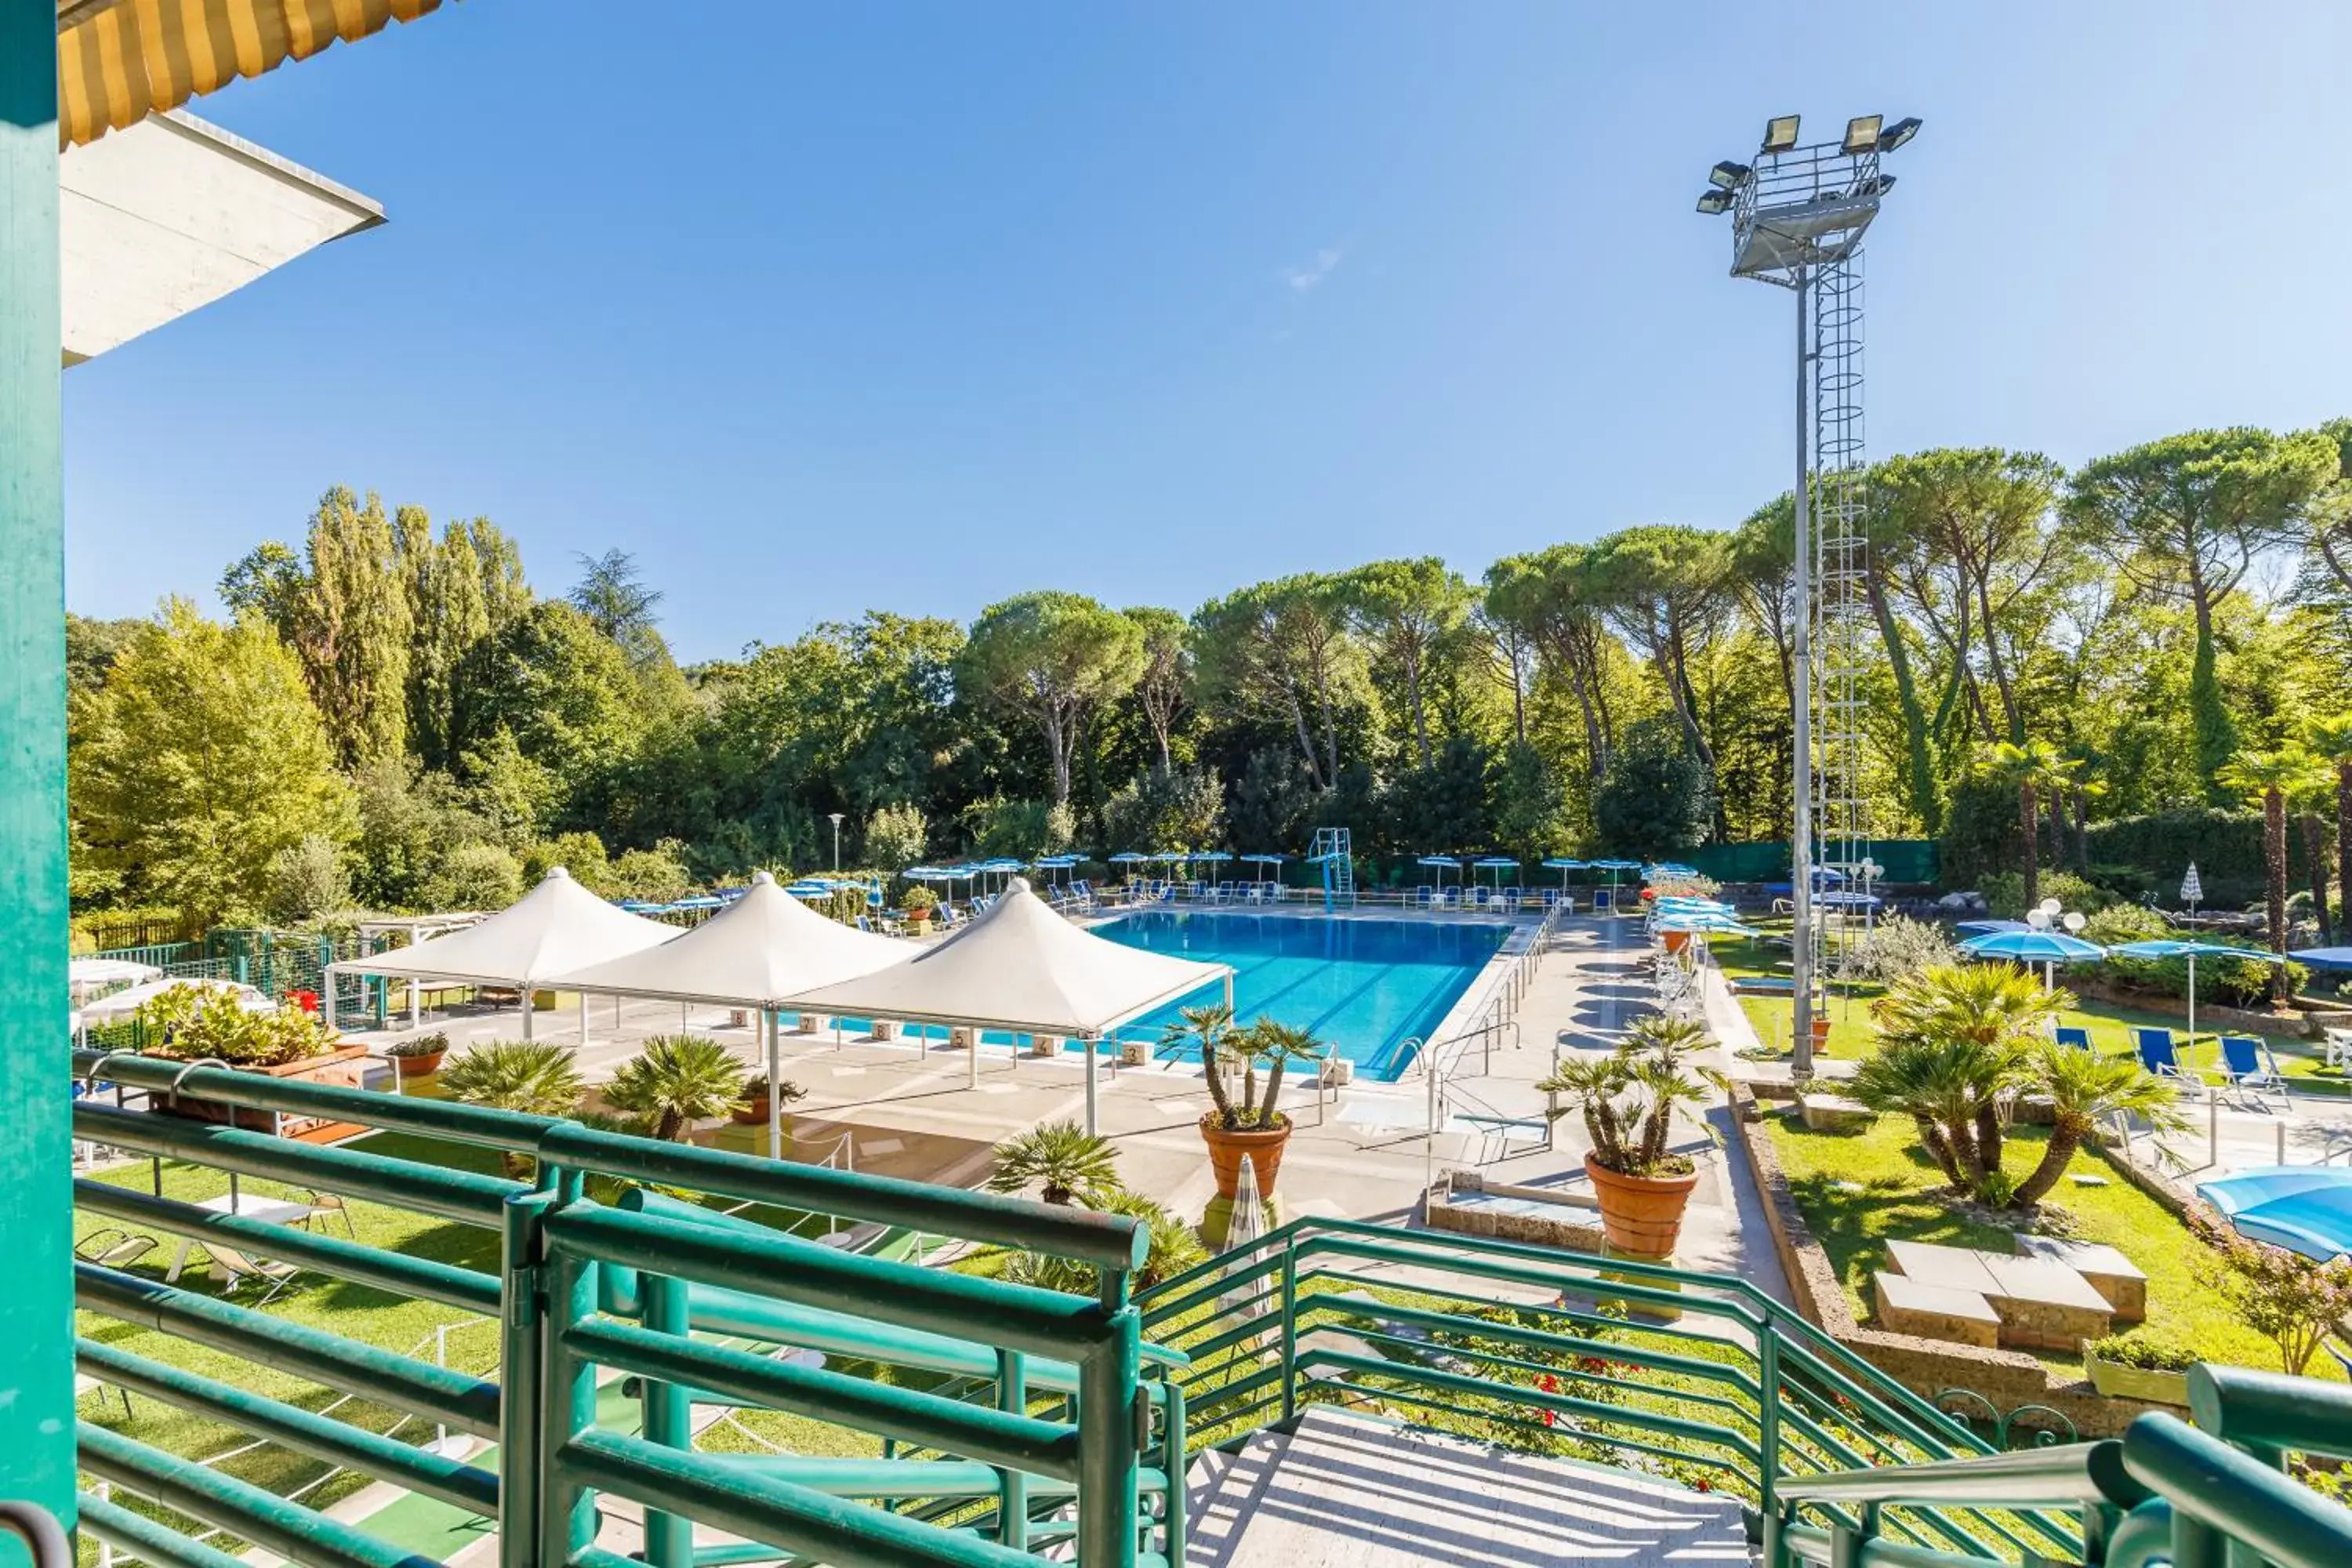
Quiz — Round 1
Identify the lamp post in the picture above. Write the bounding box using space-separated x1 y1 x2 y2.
1695 112 1919 1079
829 812 844 873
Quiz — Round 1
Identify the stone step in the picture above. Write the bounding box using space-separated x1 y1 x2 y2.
1187 1405 1751 1566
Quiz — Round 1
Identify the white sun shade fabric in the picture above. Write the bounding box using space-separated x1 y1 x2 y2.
546 872 906 1007
75 975 274 1027
782 877 1229 1036
325 867 677 987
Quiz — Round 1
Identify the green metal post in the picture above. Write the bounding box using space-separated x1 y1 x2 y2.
0 4 71 1552
539 1229 600 1562
995 1349 1029 1551
1076 1317 1142 1568
1278 1241 1299 1423
1759 1320 1782 1522
643 1274 694 1568
501 1190 557 1568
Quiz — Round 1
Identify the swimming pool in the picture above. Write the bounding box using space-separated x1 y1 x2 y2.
1092 911 1510 1081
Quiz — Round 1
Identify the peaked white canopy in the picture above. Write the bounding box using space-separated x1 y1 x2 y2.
326 867 677 989
547 872 906 1007
786 878 1229 1037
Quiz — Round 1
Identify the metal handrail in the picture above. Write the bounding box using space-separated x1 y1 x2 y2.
69 1053 1177 1568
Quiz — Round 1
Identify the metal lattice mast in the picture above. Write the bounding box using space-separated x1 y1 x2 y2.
1697 112 1918 1076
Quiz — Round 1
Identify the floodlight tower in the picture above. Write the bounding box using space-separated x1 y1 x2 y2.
1697 112 1920 1078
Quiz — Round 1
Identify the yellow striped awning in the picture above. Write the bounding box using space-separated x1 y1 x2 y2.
57 0 454 149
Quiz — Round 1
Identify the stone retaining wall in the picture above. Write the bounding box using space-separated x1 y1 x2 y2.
1728 1083 2165 1439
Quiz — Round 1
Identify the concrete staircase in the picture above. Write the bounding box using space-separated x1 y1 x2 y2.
1185 1405 1753 1567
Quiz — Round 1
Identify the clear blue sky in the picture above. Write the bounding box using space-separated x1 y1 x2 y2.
62 2 2352 664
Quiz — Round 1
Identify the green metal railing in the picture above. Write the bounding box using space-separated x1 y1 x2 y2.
69 1051 1181 1568
1136 1215 2089 1562
1769 1365 2352 1568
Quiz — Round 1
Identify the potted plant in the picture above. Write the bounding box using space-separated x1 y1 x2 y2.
138 983 372 1142
2085 1334 2198 1404
1170 1005 1325 1204
386 1031 449 1080
1538 1014 1717 1258
730 1070 809 1127
902 886 939 926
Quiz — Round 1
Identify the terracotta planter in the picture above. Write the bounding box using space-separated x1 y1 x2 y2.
731 1093 772 1126
2086 1355 2192 1405
1584 1152 1700 1258
1200 1116 1293 1201
1809 1015 1832 1044
158 1046 373 1145
1662 930 1693 954
391 1050 444 1080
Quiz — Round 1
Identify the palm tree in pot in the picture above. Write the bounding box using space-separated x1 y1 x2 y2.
1537 1014 1715 1258
1192 1017 1324 1204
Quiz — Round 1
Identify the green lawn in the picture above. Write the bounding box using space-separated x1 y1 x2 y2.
1713 930 2347 1095
1765 1112 2329 1379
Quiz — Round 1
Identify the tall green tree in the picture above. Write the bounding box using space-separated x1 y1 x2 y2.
1980 739 2073 911
1588 524 1731 809
1877 448 2071 746
960 591 1146 805
1192 575 1359 791
1483 545 1614 781
222 486 416 767
2066 429 2336 790
1121 606 1192 771
1343 557 1474 768
2219 744 2324 991
569 548 668 667
71 601 355 926
2306 713 2352 931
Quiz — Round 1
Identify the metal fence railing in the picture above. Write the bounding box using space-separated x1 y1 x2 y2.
68 1051 1179 1568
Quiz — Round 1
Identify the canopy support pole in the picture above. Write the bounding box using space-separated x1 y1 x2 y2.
1084 1034 1100 1135
324 978 338 1032
2187 954 2198 1046
522 993 534 1043
409 982 421 1032
968 1026 981 1090
579 993 589 1048
766 1010 782 1163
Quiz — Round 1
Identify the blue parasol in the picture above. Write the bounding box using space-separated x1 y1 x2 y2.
2195 1167 2352 1261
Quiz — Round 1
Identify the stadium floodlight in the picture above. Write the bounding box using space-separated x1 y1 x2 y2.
1876 115 1922 152
1696 110 1914 1082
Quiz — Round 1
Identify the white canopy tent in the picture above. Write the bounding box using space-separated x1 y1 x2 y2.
546 872 909 1157
784 877 1232 1131
68 956 162 1000
323 867 677 1040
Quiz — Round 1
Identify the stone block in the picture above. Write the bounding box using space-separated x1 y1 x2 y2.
1874 1272 2000 1349
2014 1236 2147 1322
1798 1094 1876 1134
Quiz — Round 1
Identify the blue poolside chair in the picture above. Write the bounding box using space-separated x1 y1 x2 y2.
2053 1025 2093 1054
2219 1035 2289 1109
2134 1026 2204 1085
1592 887 1613 910
1413 884 1434 909
1540 887 1559 909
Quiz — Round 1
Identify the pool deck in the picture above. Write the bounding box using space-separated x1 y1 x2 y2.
336 909 1790 1300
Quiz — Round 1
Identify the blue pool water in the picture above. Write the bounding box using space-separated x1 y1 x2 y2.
1092 912 1509 1081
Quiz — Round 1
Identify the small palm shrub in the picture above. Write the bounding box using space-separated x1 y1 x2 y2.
602 1035 747 1142
985 1119 1123 1207
438 1040 586 1175
1537 1014 1715 1178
